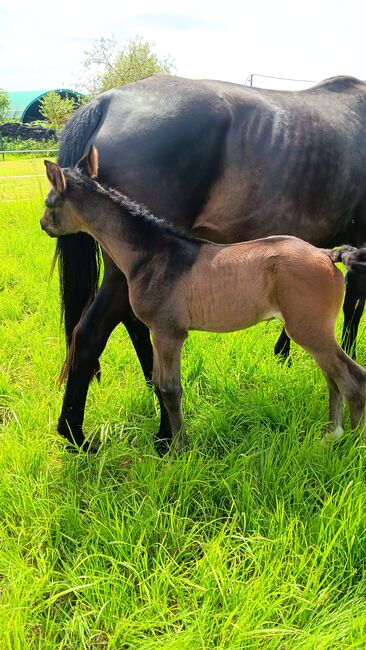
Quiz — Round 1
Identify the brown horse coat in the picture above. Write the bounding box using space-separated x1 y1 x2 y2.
41 149 366 453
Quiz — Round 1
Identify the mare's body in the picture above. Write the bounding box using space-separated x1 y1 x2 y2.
55 75 366 444
42 151 366 452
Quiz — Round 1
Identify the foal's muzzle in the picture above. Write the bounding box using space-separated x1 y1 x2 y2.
40 217 57 237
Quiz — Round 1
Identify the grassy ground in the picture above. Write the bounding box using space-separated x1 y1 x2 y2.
1 159 366 648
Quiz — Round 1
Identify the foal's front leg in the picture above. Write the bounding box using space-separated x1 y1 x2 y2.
58 279 123 448
151 328 188 453
59 270 156 449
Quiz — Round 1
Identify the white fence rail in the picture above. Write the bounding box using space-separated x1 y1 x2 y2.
245 73 318 90
0 148 59 161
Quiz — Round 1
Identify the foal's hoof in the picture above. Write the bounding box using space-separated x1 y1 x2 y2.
154 434 189 456
170 436 190 455
320 426 344 448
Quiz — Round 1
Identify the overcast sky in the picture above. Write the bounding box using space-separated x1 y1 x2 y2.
1 0 365 92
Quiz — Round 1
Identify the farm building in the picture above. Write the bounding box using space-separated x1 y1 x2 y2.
6 89 83 123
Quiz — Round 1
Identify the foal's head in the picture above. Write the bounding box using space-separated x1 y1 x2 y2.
40 146 99 237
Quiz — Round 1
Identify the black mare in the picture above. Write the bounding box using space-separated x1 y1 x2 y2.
55 74 366 449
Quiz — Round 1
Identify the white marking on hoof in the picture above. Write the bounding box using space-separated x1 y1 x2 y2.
320 425 343 448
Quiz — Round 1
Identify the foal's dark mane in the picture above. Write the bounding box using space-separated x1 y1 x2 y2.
66 169 201 247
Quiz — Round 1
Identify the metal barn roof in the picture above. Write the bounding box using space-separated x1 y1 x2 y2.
6 89 83 122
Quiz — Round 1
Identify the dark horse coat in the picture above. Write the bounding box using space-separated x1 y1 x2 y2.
55 74 366 447
42 150 366 453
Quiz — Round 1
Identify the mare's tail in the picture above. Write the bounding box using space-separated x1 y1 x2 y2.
54 97 106 349
328 245 366 273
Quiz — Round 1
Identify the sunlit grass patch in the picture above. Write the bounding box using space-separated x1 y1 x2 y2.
1 160 366 648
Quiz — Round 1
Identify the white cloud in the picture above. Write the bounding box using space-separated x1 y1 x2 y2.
1 0 365 91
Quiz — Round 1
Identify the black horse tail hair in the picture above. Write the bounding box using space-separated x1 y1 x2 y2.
328 245 366 273
54 97 105 350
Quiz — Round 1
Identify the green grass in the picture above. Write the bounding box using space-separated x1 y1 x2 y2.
1 159 366 648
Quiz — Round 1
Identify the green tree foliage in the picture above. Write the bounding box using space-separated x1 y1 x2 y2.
39 92 77 131
82 36 175 96
0 89 10 121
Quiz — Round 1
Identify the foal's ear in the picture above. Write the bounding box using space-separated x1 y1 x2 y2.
44 160 66 194
76 145 99 179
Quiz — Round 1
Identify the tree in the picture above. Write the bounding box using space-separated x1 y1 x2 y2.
39 92 77 131
0 89 10 121
81 36 175 96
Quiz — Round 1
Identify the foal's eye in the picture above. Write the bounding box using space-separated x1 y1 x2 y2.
46 203 58 215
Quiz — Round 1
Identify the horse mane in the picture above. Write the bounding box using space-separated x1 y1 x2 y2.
66 169 201 246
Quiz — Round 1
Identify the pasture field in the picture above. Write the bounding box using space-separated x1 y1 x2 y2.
1 159 366 649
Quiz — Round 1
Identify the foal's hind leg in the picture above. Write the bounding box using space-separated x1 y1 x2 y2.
151 328 188 454
325 349 366 434
285 315 366 442
316 347 366 443
320 374 344 445
308 350 350 445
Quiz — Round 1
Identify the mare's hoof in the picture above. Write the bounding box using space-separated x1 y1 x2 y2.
65 438 98 454
274 350 292 366
154 436 172 457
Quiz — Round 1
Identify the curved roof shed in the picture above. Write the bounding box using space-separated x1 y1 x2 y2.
7 89 83 123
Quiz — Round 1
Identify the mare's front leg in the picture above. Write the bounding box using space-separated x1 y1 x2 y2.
152 328 188 454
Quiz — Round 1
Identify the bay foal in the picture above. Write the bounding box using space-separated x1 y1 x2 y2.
41 147 366 452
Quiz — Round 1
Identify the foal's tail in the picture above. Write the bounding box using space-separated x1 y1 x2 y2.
327 245 366 273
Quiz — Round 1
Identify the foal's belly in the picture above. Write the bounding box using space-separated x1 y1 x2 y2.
184 244 283 333
189 308 283 333
187 282 281 333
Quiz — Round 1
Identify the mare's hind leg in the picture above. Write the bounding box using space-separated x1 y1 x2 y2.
342 273 366 359
151 328 188 454
274 327 291 362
